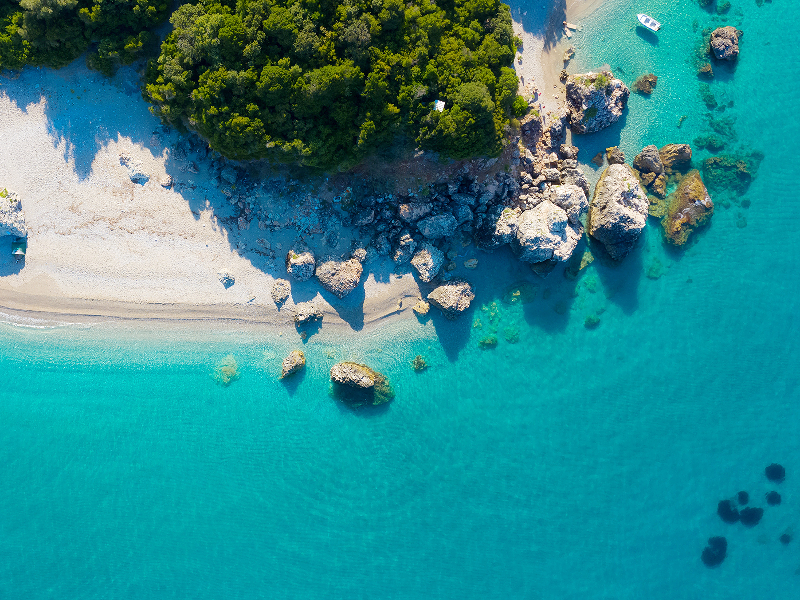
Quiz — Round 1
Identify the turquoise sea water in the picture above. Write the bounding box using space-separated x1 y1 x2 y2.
2 0 800 597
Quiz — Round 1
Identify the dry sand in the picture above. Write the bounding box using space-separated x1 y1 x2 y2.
0 1 608 334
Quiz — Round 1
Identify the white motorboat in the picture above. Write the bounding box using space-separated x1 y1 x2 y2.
637 13 661 32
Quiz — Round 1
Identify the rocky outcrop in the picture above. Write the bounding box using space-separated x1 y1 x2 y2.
315 258 363 298
293 301 322 325
661 169 714 246
410 243 444 282
417 213 457 239
427 280 475 319
398 202 432 223
587 163 648 260
710 26 742 61
0 191 27 237
633 145 664 174
550 184 588 226
633 74 657 95
119 153 149 185
659 144 692 172
392 232 417 264
565 71 629 134
330 362 394 406
286 249 316 281
606 147 626 165
281 350 305 379
271 278 290 305
513 201 581 265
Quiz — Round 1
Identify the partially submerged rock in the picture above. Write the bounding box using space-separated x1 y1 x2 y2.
633 145 664 174
633 73 658 95
662 169 714 246
701 536 727 568
286 249 316 281
565 71 630 134
710 26 742 61
410 243 444 283
412 299 430 316
0 190 27 237
606 146 626 165
659 144 693 173
330 362 394 406
293 301 322 325
281 350 305 379
587 163 649 260
427 280 475 319
315 258 363 298
271 278 291 305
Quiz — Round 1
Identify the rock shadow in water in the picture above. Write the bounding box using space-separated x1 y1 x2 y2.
591 234 643 316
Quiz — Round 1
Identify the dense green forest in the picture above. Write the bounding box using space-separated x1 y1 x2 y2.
0 0 168 73
144 0 526 169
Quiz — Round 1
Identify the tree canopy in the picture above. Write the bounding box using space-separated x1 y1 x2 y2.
0 0 168 73
144 0 524 169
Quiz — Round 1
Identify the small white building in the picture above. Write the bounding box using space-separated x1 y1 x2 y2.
434 100 446 112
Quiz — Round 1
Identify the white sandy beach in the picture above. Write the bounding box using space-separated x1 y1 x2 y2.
0 0 608 332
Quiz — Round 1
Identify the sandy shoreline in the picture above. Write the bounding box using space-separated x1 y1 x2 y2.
0 0 611 336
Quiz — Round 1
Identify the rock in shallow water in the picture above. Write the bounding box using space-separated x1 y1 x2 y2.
293 301 322 325
281 350 305 379
427 280 475 319
701 536 727 567
330 362 394 406
565 71 629 134
710 26 742 61
661 169 714 246
587 163 648 260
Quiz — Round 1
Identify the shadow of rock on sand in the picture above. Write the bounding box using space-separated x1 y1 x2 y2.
0 237 24 276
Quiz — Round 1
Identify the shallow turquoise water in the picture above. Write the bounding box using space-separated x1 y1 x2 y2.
2 0 800 597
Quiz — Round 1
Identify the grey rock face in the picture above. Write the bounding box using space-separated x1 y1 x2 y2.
271 278 291 305
560 167 590 198
453 204 473 225
427 280 475 319
480 207 519 249
710 26 742 61
294 301 322 325
659 144 692 171
514 201 581 264
281 350 305 379
315 259 363 298
543 168 561 183
587 163 649 260
606 146 626 165
559 144 579 159
550 184 588 226
633 145 664 174
286 250 316 281
392 232 417 264
417 213 457 239
397 203 432 223
410 243 445 283
119 153 149 185
566 71 630 134
330 362 377 389
0 191 27 237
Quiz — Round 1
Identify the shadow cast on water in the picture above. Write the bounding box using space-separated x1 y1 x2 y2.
635 26 660 47
591 235 644 316
281 367 307 396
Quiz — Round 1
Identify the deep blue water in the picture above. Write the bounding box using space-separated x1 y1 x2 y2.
2 0 800 597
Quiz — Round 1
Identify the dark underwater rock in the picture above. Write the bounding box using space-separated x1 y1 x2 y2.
766 491 782 506
661 170 714 246
633 74 658 95
701 536 727 567
717 499 740 524
737 491 749 505
765 463 785 483
780 533 791 545
702 151 763 195
739 507 764 527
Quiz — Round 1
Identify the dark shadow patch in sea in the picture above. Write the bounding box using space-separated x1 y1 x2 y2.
281 367 307 396
635 27 660 47
591 231 644 316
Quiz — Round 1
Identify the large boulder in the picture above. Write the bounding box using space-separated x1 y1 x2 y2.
293 301 322 325
0 190 27 237
659 144 692 172
587 163 649 260
315 258 363 298
427 280 475 319
281 350 306 379
417 213 457 239
710 26 742 61
410 243 444 283
550 184 588 226
513 201 581 264
398 202 432 223
565 71 629 134
271 278 291 305
286 249 316 281
478 207 519 249
661 169 714 246
119 153 149 185
392 232 417 264
330 362 394 406
633 145 664 174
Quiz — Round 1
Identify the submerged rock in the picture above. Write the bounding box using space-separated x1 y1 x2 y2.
740 507 764 527
633 73 658 95
587 163 648 260
662 169 714 246
766 463 786 483
718 499 740 524
427 280 475 319
281 350 305 379
701 536 727 568
410 243 444 283
702 152 763 195
565 71 629 134
737 491 749 505
286 249 316 282
330 362 394 406
213 354 240 387
710 26 742 61
766 491 782 506
0 190 27 237
315 258 363 298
